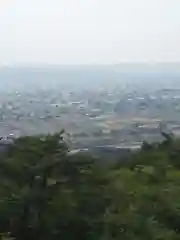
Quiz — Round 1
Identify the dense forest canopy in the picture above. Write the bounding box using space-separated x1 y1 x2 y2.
1 131 180 239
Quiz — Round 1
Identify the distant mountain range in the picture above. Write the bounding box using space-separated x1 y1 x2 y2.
0 63 180 90
2 62 180 70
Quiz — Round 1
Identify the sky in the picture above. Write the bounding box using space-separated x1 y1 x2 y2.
0 0 180 65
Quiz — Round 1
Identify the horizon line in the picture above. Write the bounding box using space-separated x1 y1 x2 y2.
1 61 180 68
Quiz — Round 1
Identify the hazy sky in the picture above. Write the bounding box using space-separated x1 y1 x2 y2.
1 0 180 65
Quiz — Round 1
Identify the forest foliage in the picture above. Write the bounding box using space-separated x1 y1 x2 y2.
1 131 180 239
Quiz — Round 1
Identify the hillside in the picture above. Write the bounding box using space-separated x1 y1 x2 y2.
1 131 180 239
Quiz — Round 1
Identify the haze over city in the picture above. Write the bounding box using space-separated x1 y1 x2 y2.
0 0 180 153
